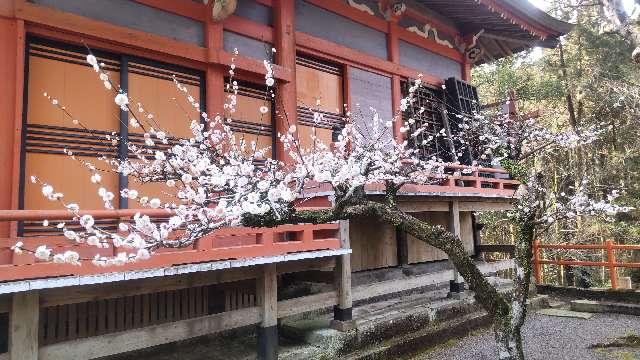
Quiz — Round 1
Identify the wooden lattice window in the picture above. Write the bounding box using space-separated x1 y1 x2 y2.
444 77 481 116
401 81 456 162
295 55 345 148
35 280 257 346
402 78 482 165
24 41 122 213
444 77 488 166
223 80 274 160
21 38 204 235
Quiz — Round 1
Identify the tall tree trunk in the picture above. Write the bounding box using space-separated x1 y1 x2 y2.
602 0 640 62
559 43 578 130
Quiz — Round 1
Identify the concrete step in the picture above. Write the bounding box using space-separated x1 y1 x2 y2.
547 299 567 309
570 299 640 316
527 294 551 310
344 311 491 360
280 291 483 357
280 292 550 360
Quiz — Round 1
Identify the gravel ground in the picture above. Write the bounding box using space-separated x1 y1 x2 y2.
413 312 640 360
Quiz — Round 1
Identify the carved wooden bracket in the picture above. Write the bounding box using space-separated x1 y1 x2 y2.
377 0 406 21
464 30 485 63
202 0 237 22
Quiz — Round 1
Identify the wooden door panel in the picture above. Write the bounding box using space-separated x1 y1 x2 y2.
297 126 332 150
296 64 343 113
27 46 120 131
25 44 121 212
128 69 199 139
24 153 119 210
407 212 448 263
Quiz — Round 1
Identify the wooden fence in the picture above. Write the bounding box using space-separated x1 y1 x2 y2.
533 240 640 289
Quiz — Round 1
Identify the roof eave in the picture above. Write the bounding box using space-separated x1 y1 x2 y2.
496 0 575 38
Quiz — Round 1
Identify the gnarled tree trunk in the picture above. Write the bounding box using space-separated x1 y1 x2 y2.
243 197 531 359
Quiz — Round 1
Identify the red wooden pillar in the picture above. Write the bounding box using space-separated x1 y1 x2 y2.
388 20 403 144
606 239 618 289
461 34 473 82
273 0 297 163
205 15 225 121
533 240 542 285
0 15 25 238
462 61 472 82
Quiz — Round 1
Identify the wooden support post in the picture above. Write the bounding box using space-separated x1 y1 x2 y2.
205 65 225 119
9 291 39 360
331 220 355 332
462 61 472 82
396 228 409 267
471 213 482 258
606 239 618 290
273 0 297 163
388 20 404 144
0 17 25 238
448 201 466 296
205 15 225 121
257 263 278 360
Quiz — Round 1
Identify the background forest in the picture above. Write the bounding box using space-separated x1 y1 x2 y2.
473 0 640 288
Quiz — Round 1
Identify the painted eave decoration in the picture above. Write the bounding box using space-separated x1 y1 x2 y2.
415 0 573 63
347 0 573 64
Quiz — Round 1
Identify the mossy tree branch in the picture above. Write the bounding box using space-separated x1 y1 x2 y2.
242 197 511 321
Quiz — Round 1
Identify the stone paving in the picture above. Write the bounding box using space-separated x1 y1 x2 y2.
411 312 640 360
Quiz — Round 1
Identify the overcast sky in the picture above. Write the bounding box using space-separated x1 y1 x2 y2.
529 0 637 13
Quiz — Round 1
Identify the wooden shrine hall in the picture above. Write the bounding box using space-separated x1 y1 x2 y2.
0 0 571 359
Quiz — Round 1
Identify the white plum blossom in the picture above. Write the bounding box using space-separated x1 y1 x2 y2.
11 241 23 254
42 185 54 197
63 251 81 265
34 245 52 261
136 248 151 261
52 253 65 264
114 93 129 109
148 198 161 209
86 54 97 67
79 214 95 228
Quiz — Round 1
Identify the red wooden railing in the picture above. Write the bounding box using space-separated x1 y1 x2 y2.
0 209 341 282
302 165 519 202
533 240 640 289
434 164 519 192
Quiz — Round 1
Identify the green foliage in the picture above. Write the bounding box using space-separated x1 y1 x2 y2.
473 0 640 286
499 158 529 184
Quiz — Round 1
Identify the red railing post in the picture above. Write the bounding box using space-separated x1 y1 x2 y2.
606 239 618 289
533 240 542 285
471 170 480 188
302 226 314 244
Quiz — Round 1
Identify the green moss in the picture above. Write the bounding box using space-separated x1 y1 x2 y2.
590 333 640 349
500 158 528 183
